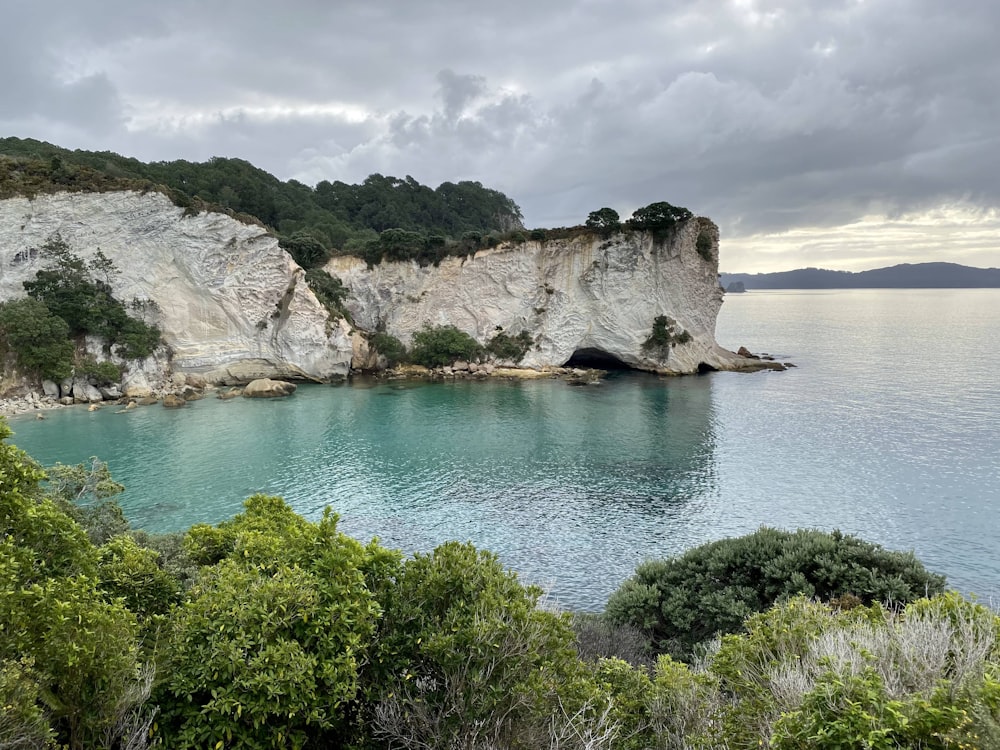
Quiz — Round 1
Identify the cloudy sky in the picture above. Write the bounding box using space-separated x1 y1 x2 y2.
2 0 998 272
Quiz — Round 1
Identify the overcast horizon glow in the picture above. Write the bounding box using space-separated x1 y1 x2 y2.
3 1 998 273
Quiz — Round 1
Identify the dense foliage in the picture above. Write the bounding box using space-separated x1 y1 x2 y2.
0 297 75 379
625 201 693 236
409 324 483 368
585 207 621 236
2 424 997 750
606 527 947 660
0 138 524 267
485 329 534 362
368 332 407 368
20 236 161 361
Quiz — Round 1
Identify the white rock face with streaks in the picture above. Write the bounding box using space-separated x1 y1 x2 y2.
0 191 352 381
327 219 744 374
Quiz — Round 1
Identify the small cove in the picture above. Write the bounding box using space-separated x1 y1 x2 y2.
8 288 1000 610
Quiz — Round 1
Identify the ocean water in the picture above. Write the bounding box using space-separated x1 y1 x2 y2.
7 289 999 610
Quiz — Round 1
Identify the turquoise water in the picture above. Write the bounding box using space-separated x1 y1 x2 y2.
7 289 1000 610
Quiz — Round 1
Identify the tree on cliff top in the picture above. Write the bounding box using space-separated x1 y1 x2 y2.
626 201 693 236
585 207 621 237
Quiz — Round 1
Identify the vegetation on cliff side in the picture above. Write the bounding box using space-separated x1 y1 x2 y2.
3 424 997 750
0 235 161 381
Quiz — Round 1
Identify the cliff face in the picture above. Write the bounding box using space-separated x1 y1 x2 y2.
0 191 353 381
328 219 743 374
0 190 743 381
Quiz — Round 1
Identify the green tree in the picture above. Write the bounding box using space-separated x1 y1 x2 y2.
0 297 74 379
486 330 534 362
21 236 160 359
409 324 483 367
303 268 349 320
280 230 330 268
606 527 946 661
369 332 407 367
626 201 693 236
585 207 621 236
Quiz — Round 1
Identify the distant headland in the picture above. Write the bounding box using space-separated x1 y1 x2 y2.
720 262 1000 290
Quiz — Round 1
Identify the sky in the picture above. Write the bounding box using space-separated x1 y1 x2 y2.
2 0 998 273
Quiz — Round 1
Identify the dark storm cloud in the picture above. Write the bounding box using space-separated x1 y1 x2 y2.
2 0 999 270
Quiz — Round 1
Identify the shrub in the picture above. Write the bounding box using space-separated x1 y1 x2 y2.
369 331 407 367
0 425 151 750
365 542 585 749
641 315 692 359
75 356 122 386
0 297 74 379
485 329 533 362
156 495 391 749
703 594 1000 750
304 268 349 319
696 228 714 261
280 230 330 268
529 228 547 241
409 324 482 367
605 527 946 661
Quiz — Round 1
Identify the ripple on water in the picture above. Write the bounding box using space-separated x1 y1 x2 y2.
7 290 1000 609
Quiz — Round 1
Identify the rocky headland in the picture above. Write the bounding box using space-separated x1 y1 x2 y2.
0 190 778 406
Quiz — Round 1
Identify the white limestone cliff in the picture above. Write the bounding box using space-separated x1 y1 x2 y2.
0 190 746 381
0 191 353 382
328 219 745 374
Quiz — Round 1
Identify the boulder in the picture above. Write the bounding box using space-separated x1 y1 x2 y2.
100 385 123 400
42 380 60 398
162 394 187 408
123 370 153 399
184 373 208 390
73 379 103 404
243 378 297 398
217 388 243 400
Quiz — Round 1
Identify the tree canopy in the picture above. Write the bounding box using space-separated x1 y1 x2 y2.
0 138 524 264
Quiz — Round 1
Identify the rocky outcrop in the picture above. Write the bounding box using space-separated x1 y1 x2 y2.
0 191 353 382
243 378 297 398
328 220 746 375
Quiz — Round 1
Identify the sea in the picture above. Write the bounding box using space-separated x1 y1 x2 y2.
7 288 999 611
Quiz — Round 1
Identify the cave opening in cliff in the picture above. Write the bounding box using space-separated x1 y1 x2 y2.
563 348 632 370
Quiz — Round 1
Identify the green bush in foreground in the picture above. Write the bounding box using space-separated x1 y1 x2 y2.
4 421 996 750
606 527 946 661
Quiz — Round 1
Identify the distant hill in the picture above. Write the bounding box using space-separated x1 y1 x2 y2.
719 263 1000 290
